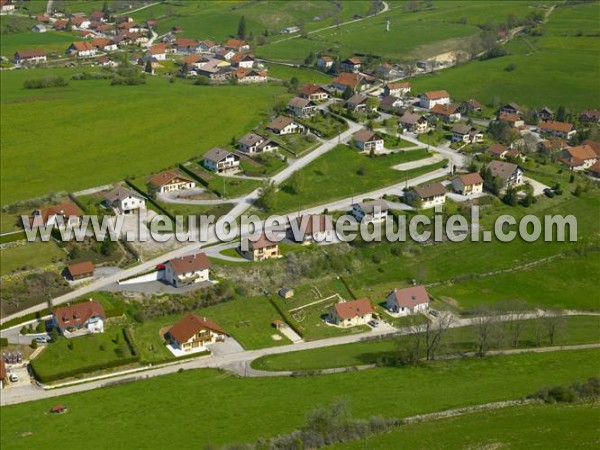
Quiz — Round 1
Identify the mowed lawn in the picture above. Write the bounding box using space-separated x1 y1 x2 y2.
1 349 598 449
408 3 600 110
0 241 65 276
268 146 442 214
0 68 284 205
0 30 79 58
333 403 600 450
252 315 600 371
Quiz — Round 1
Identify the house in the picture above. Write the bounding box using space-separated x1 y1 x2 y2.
13 49 47 64
589 161 600 178
487 143 523 161
282 25 301 34
149 43 169 60
31 202 82 229
560 145 597 171
67 41 97 57
90 10 106 22
122 32 148 46
167 313 225 352
352 129 384 153
164 252 211 287
278 288 294 299
71 16 91 30
346 93 370 112
203 148 240 174
420 90 450 109
103 187 146 214
538 120 576 140
327 298 374 327
148 170 196 194
332 72 364 92
539 138 567 154
487 161 524 188
288 97 317 117
90 37 117 52
174 37 199 53
580 109 600 124
267 116 305 135
351 199 389 223
198 40 220 54
215 47 236 61
451 123 483 143
229 52 254 68
298 84 330 101
0 0 15 13
317 56 334 70
499 103 521 115
430 104 461 123
53 19 69 31
462 98 483 112
537 106 554 121
225 39 250 52
399 112 428 134
375 63 401 80
497 112 524 128
384 82 411 97
234 68 268 83
288 214 334 243
582 139 600 157
53 300 105 336
245 233 280 261
386 285 429 315
66 261 95 280
237 133 279 154
452 173 484 195
407 183 447 209
340 56 362 73
32 24 47 33
379 95 404 113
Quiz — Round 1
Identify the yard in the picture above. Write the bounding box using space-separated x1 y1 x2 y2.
0 68 284 205
0 241 65 276
298 113 348 139
1 349 598 448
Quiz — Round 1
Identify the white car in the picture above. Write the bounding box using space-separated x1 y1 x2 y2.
9 373 19 382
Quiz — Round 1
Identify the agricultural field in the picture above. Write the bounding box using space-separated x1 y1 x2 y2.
408 2 600 110
0 68 284 205
334 403 600 450
256 1 549 63
0 241 65 276
0 30 78 58
252 315 600 371
1 349 598 448
265 63 332 85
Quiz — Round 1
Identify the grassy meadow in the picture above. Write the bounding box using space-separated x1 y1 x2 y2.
1 349 598 449
0 67 284 205
0 241 65 276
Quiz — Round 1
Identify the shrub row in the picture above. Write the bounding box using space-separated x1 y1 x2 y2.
529 377 600 404
23 76 68 89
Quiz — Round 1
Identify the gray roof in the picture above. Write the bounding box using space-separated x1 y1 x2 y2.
238 132 266 147
400 111 425 125
355 199 389 214
204 147 235 163
412 183 447 199
347 93 368 105
452 123 476 135
487 161 521 181
288 97 313 108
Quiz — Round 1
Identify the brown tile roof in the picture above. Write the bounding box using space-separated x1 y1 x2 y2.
182 54 202 64
292 214 333 235
498 112 522 123
167 252 211 274
456 172 484 186
149 170 193 187
431 103 458 116
103 187 143 202
0 359 6 381
424 90 450 100
487 143 508 156
288 97 313 108
589 161 600 174
452 123 476 135
54 301 105 330
487 161 520 180
267 115 295 131
225 38 247 49
564 145 597 161
540 139 567 152
538 120 574 133
582 140 600 157
175 37 199 47
333 72 363 89
333 298 374 320
389 285 429 309
345 56 361 65
353 129 383 143
238 132 266 146
67 261 95 277
33 202 82 225
70 41 95 52
413 183 447 199
388 82 410 90
149 43 169 54
400 111 425 125
15 49 47 58
298 83 329 97
250 233 278 250
320 56 333 63
168 313 225 343
90 38 113 48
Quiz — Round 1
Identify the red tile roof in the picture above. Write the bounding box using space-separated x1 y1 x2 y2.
389 285 429 309
70 41 95 52
564 145 597 161
67 261 95 277
430 103 458 116
250 233 278 250
168 313 225 343
487 143 508 156
149 170 193 187
225 38 247 49
0 359 6 381
353 129 383 143
582 140 600 157
291 214 333 235
333 72 363 89
15 49 47 59
167 252 211 274
333 298 374 320
424 90 450 100
413 183 447 199
456 172 484 186
53 301 105 330
32 202 82 225
539 120 574 133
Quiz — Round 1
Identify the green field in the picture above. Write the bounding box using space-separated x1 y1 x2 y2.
0 241 65 276
264 145 442 214
1 349 598 449
408 2 600 110
252 315 600 371
257 1 549 63
0 68 284 205
0 30 80 59
266 63 332 85
333 403 600 450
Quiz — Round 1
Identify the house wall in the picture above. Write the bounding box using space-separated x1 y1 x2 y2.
328 309 372 327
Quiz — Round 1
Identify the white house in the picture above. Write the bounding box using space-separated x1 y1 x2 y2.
237 133 278 154
167 313 226 353
164 252 211 287
386 285 429 315
203 148 240 173
149 170 196 194
328 298 374 327
340 57 362 73
0 0 16 13
451 173 484 195
288 214 334 243
384 82 411 97
317 56 334 70
487 161 524 189
13 49 47 64
288 97 317 118
31 202 82 229
352 129 384 153
351 199 389 224
266 116 305 135
420 90 450 109
67 41 97 57
53 301 105 337
538 120 577 140
560 145 597 171
399 112 429 134
408 183 447 209
451 123 484 143
104 187 146 214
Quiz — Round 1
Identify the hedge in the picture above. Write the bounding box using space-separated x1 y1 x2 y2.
268 297 305 339
30 354 140 384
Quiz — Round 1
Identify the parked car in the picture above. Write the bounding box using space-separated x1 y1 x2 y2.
368 320 380 328
35 336 49 344
544 188 556 198
9 373 19 382
429 309 439 317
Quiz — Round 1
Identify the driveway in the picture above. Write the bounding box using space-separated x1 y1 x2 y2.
524 176 550 196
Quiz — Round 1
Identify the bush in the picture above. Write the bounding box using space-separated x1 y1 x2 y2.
23 76 68 89
0 338 8 347
504 63 517 72
31 338 38 349
36 321 45 333
530 377 600 403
